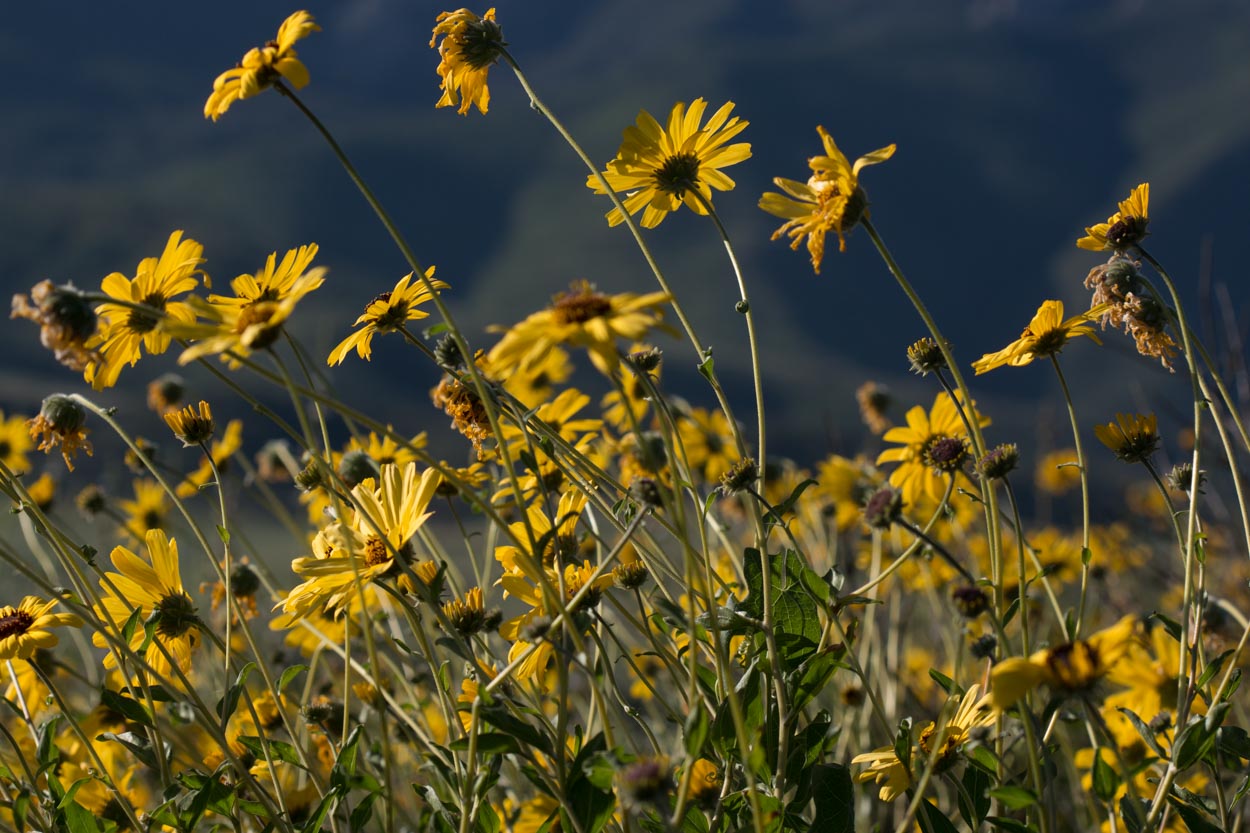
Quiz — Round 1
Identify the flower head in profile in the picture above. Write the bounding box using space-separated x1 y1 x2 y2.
205 11 320 121
488 280 670 376
972 300 1106 374
430 8 505 115
282 462 442 618
328 268 449 364
1094 413 1160 463
0 596 82 660
877 392 989 506
84 231 206 390
163 400 215 447
93 529 201 683
588 98 751 228
989 615 1140 712
1077 183 1149 252
168 247 325 366
760 127 895 272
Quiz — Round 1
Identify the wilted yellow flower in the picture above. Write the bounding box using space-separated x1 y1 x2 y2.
972 300 1106 374
588 98 750 228
0 596 81 660
760 127 895 271
328 268 448 364
10 280 100 371
27 394 93 471
1077 183 1149 252
430 8 505 115
205 11 320 121
488 280 670 376
989 615 1141 712
84 231 206 389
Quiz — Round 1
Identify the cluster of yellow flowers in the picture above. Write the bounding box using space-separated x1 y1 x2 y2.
0 8 1236 833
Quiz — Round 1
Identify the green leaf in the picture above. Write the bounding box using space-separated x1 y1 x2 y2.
236 736 303 766
986 817 1036 833
809 764 853 833
1151 612 1183 643
697 351 715 383
987 786 1038 810
278 664 308 694
684 704 709 758
99 731 160 771
479 703 555 758
1174 703 1231 770
734 549 823 670
1196 650 1234 690
100 689 153 728
1117 707 1169 759
476 802 502 833
350 793 378 832
215 662 256 725
1167 798 1226 833
957 761 992 827
1219 726 1250 761
216 525 230 544
1092 749 1120 801
449 733 521 756
789 647 845 712
916 798 960 833
1120 796 1149 833
928 667 958 696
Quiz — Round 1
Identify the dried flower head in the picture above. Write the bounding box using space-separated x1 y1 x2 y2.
719 457 759 496
1084 256 1177 370
432 371 493 458
977 444 1019 480
856 381 892 435
863 486 903 530
1166 462 1204 495
28 395 92 471
11 281 100 371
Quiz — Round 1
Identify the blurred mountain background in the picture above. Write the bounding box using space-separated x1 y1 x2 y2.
3 0 1249 520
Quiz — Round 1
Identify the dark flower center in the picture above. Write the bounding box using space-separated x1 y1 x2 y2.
126 292 168 334
455 18 506 69
236 302 283 350
371 292 412 332
1030 328 1069 357
923 436 968 473
154 592 197 639
1105 215 1149 250
0 440 10 458
141 509 163 531
0 609 34 639
654 151 701 196
553 290 612 324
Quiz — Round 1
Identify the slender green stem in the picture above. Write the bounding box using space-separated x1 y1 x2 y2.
1049 356 1091 639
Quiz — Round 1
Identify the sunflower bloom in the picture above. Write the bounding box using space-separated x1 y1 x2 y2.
430 8 505 115
0 596 81 660
989 615 1141 712
93 529 201 683
1077 183 1150 251
760 127 895 271
84 230 206 389
328 268 449 364
588 98 751 228
877 392 989 507
488 280 670 376
972 300 1106 374
282 462 442 618
205 11 320 121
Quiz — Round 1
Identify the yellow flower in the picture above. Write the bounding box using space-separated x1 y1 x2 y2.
972 300 1106 374
495 491 589 581
0 410 34 474
205 11 320 121
0 596 81 660
502 346 573 409
587 98 751 228
1094 413 1160 463
328 268 448 364
84 230 206 389
1077 183 1149 251
176 419 243 498
760 128 895 272
488 280 670 376
282 462 442 618
601 343 661 431
119 478 168 542
499 387 602 466
852 684 993 801
877 392 989 506
430 8 505 115
989 615 1141 712
210 244 321 310
1103 623 1201 748
26 473 55 511
169 265 325 366
94 529 201 683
